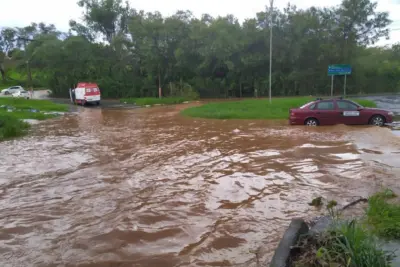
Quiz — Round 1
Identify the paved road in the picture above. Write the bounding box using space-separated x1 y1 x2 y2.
0 89 52 99
361 94 400 116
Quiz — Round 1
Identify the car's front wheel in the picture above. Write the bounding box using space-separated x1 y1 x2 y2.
369 115 385 127
4 91 10 95
305 118 319 126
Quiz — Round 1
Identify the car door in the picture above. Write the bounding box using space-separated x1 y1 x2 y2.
314 100 338 125
336 100 362 125
9 86 18 94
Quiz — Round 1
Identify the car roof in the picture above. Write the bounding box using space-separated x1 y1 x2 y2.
314 97 345 101
299 97 359 109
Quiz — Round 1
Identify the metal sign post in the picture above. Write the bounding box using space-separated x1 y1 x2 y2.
268 0 273 104
328 64 352 97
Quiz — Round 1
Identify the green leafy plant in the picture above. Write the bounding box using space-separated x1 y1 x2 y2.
367 189 400 239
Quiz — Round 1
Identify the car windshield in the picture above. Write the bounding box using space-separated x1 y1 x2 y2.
350 100 363 108
299 101 315 109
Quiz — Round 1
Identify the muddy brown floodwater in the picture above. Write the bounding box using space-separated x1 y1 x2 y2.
1 104 400 267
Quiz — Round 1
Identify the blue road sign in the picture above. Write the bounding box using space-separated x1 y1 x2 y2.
328 64 352 76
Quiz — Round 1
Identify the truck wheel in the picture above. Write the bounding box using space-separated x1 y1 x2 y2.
96 101 100 106
369 115 385 127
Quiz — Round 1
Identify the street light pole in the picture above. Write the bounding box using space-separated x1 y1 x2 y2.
268 0 273 104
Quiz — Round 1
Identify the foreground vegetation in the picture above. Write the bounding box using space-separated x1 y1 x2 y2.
0 114 29 140
293 189 400 267
0 98 68 112
181 98 376 119
0 98 68 141
0 0 399 99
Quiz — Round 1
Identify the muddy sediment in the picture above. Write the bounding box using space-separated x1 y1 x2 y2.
0 104 399 267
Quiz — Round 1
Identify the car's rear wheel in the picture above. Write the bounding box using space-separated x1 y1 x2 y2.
305 118 318 126
4 91 10 95
369 115 385 127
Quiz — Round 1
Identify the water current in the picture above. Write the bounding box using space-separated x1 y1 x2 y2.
0 104 399 267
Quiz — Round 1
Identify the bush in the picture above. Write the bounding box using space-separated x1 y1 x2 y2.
167 81 200 100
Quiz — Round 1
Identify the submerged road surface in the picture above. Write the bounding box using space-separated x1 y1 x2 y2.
0 103 400 267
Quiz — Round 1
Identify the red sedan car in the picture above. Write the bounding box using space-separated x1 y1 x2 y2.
289 98 394 126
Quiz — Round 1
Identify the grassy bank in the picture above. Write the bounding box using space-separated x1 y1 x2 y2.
181 97 377 120
0 98 68 141
367 189 400 239
292 190 400 267
0 98 68 112
120 97 194 106
0 114 30 140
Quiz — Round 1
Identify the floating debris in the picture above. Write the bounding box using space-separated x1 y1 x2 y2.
22 119 41 125
232 128 241 134
43 112 65 116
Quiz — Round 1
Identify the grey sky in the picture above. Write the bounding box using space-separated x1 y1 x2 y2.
1 0 399 45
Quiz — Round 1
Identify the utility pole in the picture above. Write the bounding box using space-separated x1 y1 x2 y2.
268 0 273 104
19 37 36 98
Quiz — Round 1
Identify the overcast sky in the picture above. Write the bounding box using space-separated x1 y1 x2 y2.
1 0 399 46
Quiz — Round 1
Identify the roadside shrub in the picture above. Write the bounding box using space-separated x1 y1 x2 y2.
167 81 200 100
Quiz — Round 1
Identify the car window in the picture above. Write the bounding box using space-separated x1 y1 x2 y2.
316 101 334 110
300 101 315 109
337 101 358 110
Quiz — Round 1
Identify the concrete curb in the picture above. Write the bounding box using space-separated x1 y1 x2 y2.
269 218 309 267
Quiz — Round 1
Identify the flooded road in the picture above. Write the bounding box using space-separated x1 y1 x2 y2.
1 104 400 267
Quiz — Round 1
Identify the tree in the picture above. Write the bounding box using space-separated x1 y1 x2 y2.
1 0 399 97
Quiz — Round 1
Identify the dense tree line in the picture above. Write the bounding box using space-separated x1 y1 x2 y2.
0 0 399 98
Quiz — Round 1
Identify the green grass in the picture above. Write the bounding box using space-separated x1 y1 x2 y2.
120 97 193 106
0 98 68 112
293 220 393 267
367 189 400 239
0 98 68 141
0 110 57 120
181 97 377 120
292 190 399 267
0 114 30 140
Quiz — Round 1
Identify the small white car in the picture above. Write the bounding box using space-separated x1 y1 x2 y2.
1 86 24 95
12 90 31 99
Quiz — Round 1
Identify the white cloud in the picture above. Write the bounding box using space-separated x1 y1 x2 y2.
0 0 399 45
